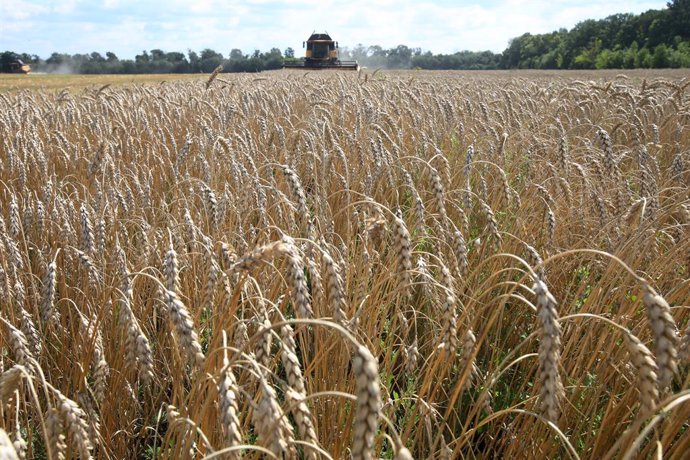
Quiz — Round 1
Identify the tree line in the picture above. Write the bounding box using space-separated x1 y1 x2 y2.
502 0 690 69
1 48 287 74
3 1 689 73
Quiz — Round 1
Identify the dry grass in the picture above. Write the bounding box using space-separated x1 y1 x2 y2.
0 69 689 459
0 73 202 93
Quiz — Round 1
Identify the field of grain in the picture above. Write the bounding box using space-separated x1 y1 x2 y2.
0 73 203 93
0 69 689 459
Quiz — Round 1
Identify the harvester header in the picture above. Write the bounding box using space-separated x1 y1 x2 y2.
284 32 359 70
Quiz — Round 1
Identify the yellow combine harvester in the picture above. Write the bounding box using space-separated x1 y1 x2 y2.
284 32 359 70
1 58 31 74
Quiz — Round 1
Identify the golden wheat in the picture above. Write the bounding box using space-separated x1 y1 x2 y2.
0 70 688 459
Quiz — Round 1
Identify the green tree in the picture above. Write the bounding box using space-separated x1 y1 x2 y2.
666 0 690 40
623 41 638 68
150 49 165 61
165 52 188 73
199 48 223 72
596 49 625 68
652 43 670 67
387 45 412 68
135 51 150 63
502 34 528 68
46 52 69 65
636 47 652 67
229 49 244 60
264 48 283 70
187 49 200 72
572 38 601 69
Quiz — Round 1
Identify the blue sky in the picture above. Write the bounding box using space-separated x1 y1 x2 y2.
1 0 667 58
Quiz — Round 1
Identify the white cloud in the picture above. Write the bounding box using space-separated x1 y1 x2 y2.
0 0 669 57
0 0 48 20
52 0 80 14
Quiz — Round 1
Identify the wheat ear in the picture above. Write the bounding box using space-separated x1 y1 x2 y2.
641 284 679 391
624 331 659 415
218 331 242 453
0 427 20 460
534 280 564 424
252 378 296 459
161 288 205 368
280 324 318 458
352 345 381 460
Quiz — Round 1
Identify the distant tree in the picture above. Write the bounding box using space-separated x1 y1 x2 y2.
165 52 188 72
635 47 653 67
264 48 283 70
46 52 68 65
150 49 166 61
120 60 136 73
669 39 690 67
201 49 223 60
145 49 170 73
166 51 185 62
595 49 624 68
14 52 38 64
501 35 525 68
412 49 501 70
652 43 671 67
232 49 261 72
135 51 150 63
387 45 412 68
666 0 690 39
367 45 385 57
284 47 295 58
572 38 601 69
623 41 639 68
349 44 368 61
647 16 670 47
187 49 200 72
106 52 118 62
229 49 244 60
199 48 223 72
364 45 387 67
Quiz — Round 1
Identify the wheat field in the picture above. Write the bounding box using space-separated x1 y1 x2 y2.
0 69 689 459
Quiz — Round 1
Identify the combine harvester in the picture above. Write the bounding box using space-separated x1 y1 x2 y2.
284 32 359 70
0 58 31 74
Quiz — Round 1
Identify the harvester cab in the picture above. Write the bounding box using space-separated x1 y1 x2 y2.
284 32 359 70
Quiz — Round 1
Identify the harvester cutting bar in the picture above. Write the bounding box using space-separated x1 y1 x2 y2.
328 60 359 70
283 61 306 69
